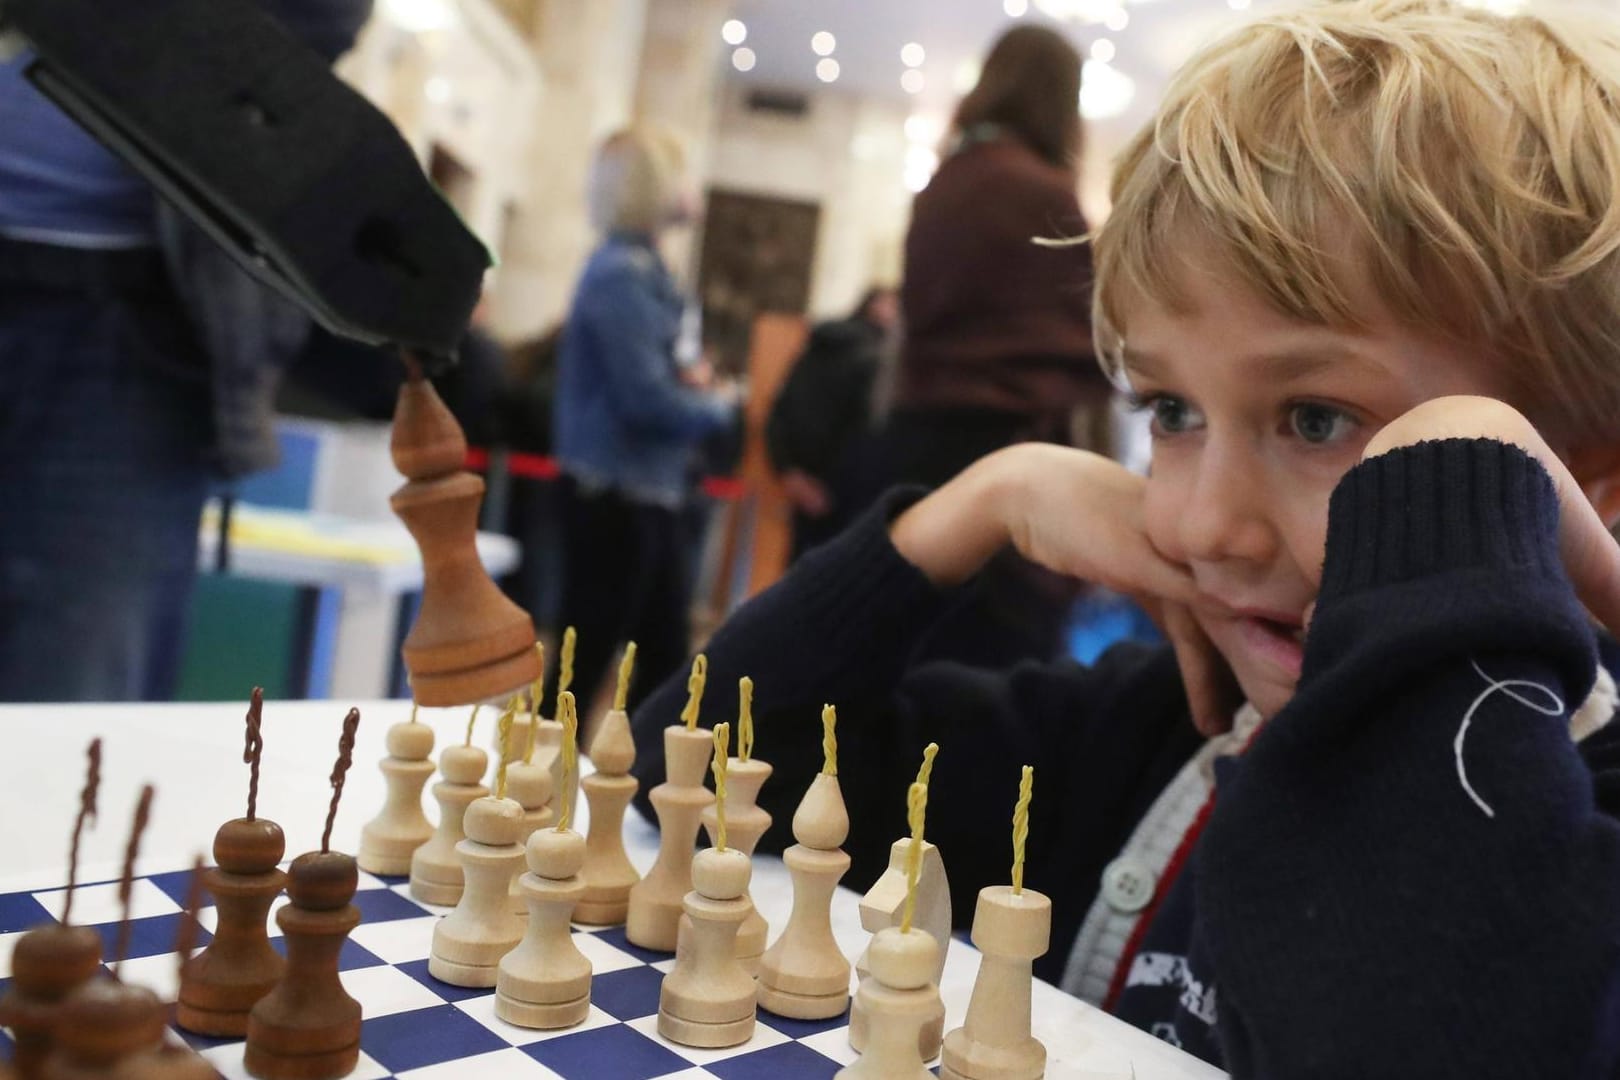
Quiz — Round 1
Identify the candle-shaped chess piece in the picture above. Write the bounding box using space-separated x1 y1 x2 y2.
699 677 772 973
942 767 1051 1080
839 782 943 1080
178 691 290 1036
390 362 541 706
507 686 557 916
577 643 641 925
358 700 436 876
758 705 852 1019
411 707 491 905
497 692 592 1028
2 741 106 1080
850 744 950 1058
627 655 716 951
44 787 170 1080
245 710 365 1080
658 725 757 1048
430 709 527 987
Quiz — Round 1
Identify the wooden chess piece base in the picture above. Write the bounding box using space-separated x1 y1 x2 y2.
244 853 363 1080
429 799 525 988
0 923 103 1077
657 848 757 1049
940 886 1052 1080
496 829 592 1030
178 818 289 1036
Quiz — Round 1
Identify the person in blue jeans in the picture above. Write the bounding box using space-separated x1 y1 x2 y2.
549 127 740 717
0 2 371 702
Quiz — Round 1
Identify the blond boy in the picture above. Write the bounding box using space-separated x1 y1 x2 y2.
635 2 1620 1073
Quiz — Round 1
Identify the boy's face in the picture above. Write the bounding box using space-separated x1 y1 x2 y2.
1120 262 1517 719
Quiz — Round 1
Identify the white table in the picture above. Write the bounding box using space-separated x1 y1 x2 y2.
0 701 1225 1080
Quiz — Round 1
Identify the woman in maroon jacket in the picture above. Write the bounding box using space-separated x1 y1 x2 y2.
876 24 1106 665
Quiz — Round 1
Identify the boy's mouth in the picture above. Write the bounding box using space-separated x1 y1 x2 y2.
1231 610 1306 678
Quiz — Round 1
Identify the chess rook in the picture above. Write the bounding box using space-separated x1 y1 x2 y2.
504 758 555 916
177 817 289 1036
699 757 771 973
837 927 941 1080
430 797 527 987
849 838 950 1057
358 719 436 876
626 726 713 951
390 368 541 706
576 707 640 925
657 847 757 1048
941 886 1053 1080
410 743 489 905
41 977 166 1080
496 828 592 1029
0 925 102 1078
244 852 363 1080
757 772 852 1020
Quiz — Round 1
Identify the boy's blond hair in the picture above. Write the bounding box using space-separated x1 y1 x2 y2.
1094 0 1620 442
587 127 685 235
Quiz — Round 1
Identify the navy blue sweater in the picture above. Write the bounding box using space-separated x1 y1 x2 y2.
630 438 1620 1076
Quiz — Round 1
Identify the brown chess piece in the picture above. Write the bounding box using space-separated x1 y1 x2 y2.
179 690 288 1036
244 709 365 1080
0 740 105 1079
390 362 540 706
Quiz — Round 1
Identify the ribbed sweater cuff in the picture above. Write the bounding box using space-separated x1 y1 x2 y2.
1318 438 1563 607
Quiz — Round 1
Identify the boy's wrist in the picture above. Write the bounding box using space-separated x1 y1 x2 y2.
889 448 1020 587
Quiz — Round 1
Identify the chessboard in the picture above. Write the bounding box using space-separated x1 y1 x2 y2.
0 866 861 1080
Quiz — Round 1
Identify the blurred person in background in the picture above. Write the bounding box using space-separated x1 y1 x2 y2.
766 285 897 559
548 127 740 716
873 23 1105 666
0 2 372 702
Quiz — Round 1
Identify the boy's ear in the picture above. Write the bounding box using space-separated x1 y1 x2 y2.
1569 443 1620 528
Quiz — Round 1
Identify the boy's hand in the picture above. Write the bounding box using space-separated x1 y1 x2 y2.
1363 396 1620 634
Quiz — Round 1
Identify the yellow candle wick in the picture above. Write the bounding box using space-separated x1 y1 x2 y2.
1012 765 1033 894
559 626 577 697
916 742 939 789
821 704 838 777
410 700 420 725
556 691 580 831
465 704 480 748
681 653 708 731
738 676 754 763
711 722 730 851
495 706 515 801
526 642 544 764
901 780 928 934
614 641 638 712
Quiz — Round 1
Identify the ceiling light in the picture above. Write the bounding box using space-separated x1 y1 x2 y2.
901 69 926 94
904 113 944 144
901 43 926 67
1080 59 1135 119
381 0 455 33
1104 8 1129 30
721 19 747 45
1090 38 1115 62
732 46 757 72
1004 0 1030 15
425 76 452 104
812 31 837 56
953 59 982 93
817 57 841 82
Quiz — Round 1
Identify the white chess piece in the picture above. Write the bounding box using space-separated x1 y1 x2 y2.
849 838 950 1056
626 726 714 951
577 706 640 925
757 772 851 1019
410 744 489 905
657 847 757 1048
496 826 592 1028
941 885 1052 1080
429 796 526 986
837 927 940 1080
358 718 436 876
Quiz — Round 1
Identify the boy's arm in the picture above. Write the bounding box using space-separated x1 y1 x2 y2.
1198 431 1620 1078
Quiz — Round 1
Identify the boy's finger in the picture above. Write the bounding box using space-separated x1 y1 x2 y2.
1163 604 1237 736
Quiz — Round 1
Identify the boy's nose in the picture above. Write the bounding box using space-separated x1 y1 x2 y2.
1177 447 1278 567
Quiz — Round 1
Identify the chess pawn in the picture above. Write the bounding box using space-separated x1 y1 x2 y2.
941 886 1053 1080
410 743 489 905
244 852 363 1080
657 848 757 1048
429 797 526 987
836 928 941 1080
0 924 102 1077
358 719 436 876
576 707 640 925
177 817 289 1036
849 838 950 1057
40 977 165 1080
626 726 714 951
699 757 771 973
757 772 852 1019
504 758 555 916
513 715 578 829
495 828 591 1029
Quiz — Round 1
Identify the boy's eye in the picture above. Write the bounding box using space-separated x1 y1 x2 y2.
1145 395 1203 435
1288 403 1356 444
